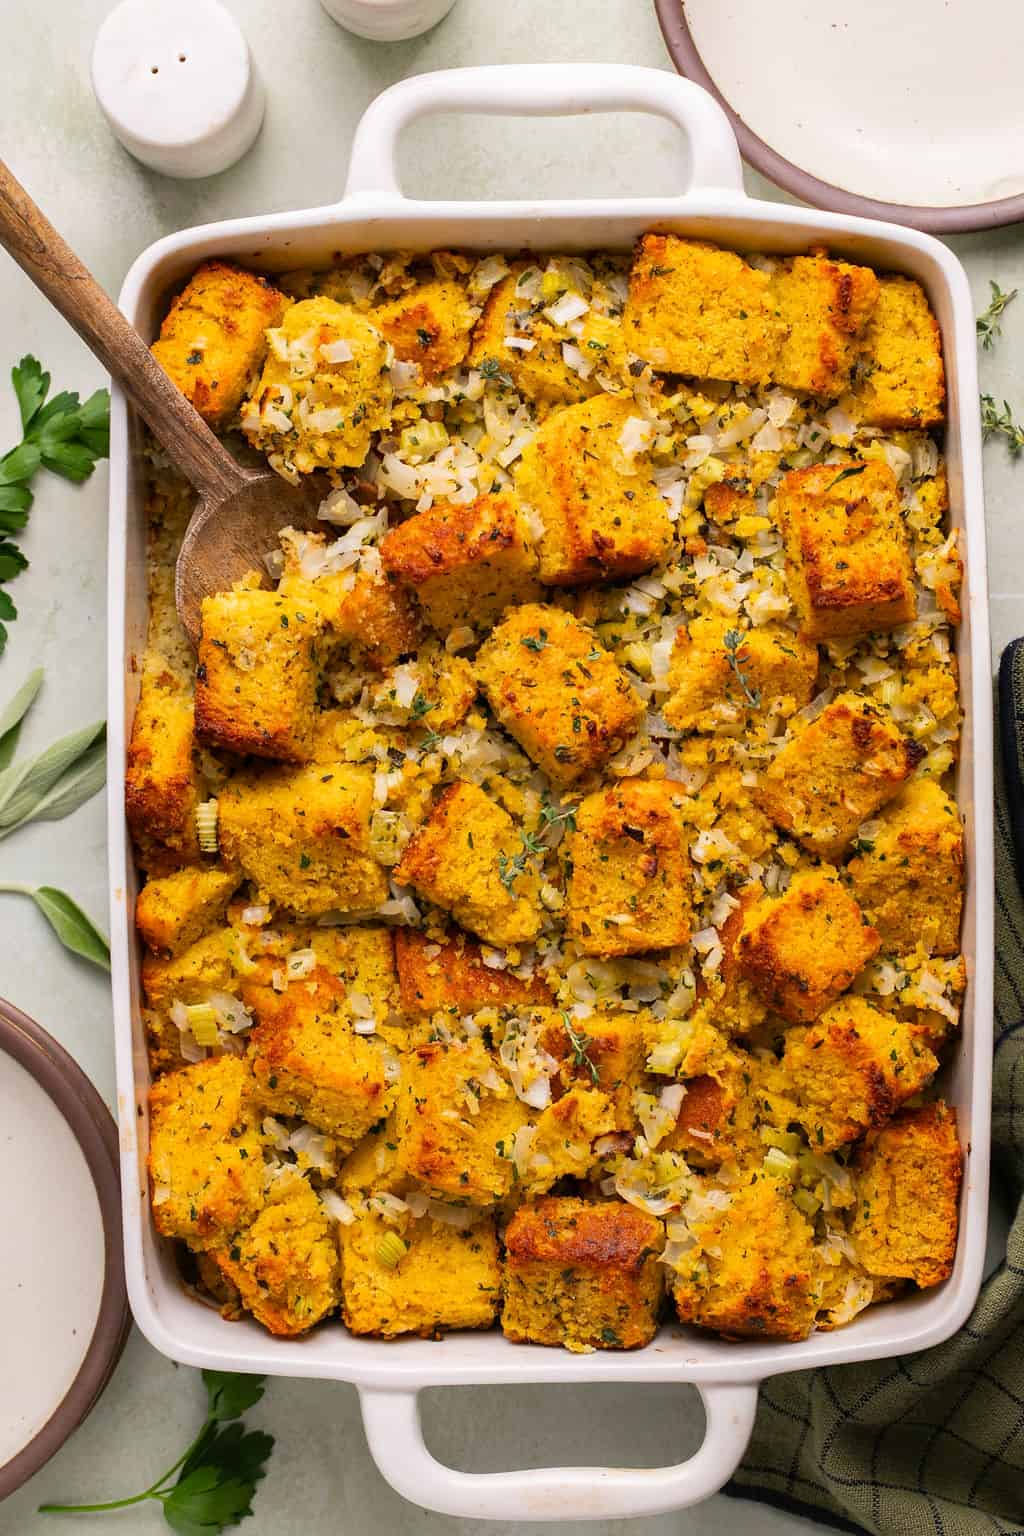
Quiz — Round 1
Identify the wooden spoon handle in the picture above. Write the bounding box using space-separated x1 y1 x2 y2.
0 157 243 501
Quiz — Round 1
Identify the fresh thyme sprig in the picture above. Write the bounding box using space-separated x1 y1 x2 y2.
977 281 1018 350
981 394 1024 455
722 628 761 708
562 1011 599 1084
39 1371 273 1534
497 828 545 894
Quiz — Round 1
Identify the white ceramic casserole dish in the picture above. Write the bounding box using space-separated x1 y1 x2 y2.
107 64 994 1523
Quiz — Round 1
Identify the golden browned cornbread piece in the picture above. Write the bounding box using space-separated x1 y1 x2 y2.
783 997 938 1151
340 1208 501 1337
566 777 693 957
394 927 551 1018
776 460 916 640
475 604 642 788
242 967 395 1148
661 1073 739 1164
195 587 321 762
218 761 387 919
520 1085 617 1192
703 477 757 528
141 927 236 1012
623 234 779 386
663 616 819 732
673 1173 820 1341
755 693 924 859
850 1103 962 1287
148 1055 264 1252
537 1009 647 1131
502 1197 663 1352
394 780 540 946
845 275 945 430
372 278 477 382
212 1174 339 1337
770 250 880 398
737 869 880 1024
278 552 422 671
380 493 541 632
126 662 202 874
150 260 286 427
241 923 399 1025
847 778 964 957
702 893 769 1038
136 866 242 957
242 296 393 473
394 1038 530 1203
515 394 673 586
469 270 595 410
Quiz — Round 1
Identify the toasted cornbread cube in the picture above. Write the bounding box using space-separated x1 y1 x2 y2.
737 869 880 1024
776 460 915 640
845 275 945 430
623 234 779 386
770 250 880 398
566 778 693 957
366 644 477 733
469 270 595 410
372 278 477 382
241 922 399 1025
704 895 769 1037
211 1173 339 1336
195 587 321 762
672 1172 820 1341
380 493 541 632
341 1207 500 1337
475 604 642 788
536 1009 647 1130
519 1086 617 1193
394 1037 530 1203
242 967 395 1148
755 693 924 858
148 1056 264 1252
242 297 393 473
136 866 242 957
515 394 673 586
847 779 964 956
661 1073 739 1165
502 1197 663 1351
338 1117 403 1196
783 997 938 1151
394 781 540 946
703 477 757 528
850 1103 961 1287
394 928 551 1018
141 927 236 1012
278 546 422 671
151 260 286 428
218 761 387 918
663 616 819 732
126 662 201 873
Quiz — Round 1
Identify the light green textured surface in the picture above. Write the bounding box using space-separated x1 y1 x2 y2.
0 1 1020 1531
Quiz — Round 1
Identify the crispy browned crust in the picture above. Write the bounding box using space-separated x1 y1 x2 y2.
737 872 880 1024
394 927 551 1016
381 494 520 586
851 1103 962 1288
505 1196 661 1272
125 674 201 873
393 783 460 890
664 1074 735 1159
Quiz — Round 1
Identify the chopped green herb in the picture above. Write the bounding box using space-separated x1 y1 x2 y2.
478 356 514 388
722 628 761 708
827 464 867 492
521 629 548 653
562 1011 599 1084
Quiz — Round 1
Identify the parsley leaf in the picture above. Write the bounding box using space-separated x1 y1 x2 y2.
38 1371 273 1533
0 357 110 653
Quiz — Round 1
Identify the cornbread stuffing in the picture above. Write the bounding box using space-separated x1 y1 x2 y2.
135 234 965 1348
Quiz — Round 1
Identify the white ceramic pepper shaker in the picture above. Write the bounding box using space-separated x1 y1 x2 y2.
319 0 458 43
91 0 265 179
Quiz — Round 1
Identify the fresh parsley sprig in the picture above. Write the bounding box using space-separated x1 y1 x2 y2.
0 356 110 654
981 394 1024 455
39 1371 274 1534
976 280 1018 350
0 667 109 969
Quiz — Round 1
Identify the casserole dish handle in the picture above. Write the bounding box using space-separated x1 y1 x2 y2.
343 62 745 201
358 1381 758 1521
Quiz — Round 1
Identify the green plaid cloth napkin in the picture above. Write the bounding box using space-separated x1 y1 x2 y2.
726 657 1024 1536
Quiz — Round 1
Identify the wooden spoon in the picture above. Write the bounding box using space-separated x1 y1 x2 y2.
0 159 322 648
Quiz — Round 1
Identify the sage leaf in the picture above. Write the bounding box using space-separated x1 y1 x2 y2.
0 735 106 838
0 882 110 971
0 667 43 770
0 718 104 829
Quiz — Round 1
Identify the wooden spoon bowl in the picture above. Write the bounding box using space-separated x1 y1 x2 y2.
0 158 315 649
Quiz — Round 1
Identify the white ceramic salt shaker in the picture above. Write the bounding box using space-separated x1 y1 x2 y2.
319 0 458 44
91 0 264 179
